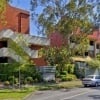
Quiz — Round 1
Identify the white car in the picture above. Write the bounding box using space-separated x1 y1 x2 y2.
82 75 100 87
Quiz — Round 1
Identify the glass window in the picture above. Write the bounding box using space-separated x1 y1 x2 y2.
86 75 94 78
90 41 94 45
96 44 99 49
95 76 100 79
85 52 88 56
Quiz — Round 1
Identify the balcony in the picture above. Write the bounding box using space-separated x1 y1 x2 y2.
0 47 22 62
88 45 94 51
96 49 100 54
23 34 50 46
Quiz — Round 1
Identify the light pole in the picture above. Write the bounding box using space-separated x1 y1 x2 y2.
18 56 21 89
19 65 21 89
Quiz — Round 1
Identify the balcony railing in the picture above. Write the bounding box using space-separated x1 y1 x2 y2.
0 47 22 62
0 29 49 58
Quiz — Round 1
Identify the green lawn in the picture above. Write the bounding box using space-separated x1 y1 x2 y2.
0 92 27 100
0 80 82 100
36 80 82 90
0 87 36 100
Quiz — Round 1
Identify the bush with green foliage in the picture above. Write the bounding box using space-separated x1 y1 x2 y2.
25 77 33 84
66 64 74 74
60 71 67 75
60 74 77 82
8 76 18 85
60 75 67 81
56 64 76 81
4 81 10 86
66 74 77 81
55 70 60 78
59 71 67 81
0 63 42 84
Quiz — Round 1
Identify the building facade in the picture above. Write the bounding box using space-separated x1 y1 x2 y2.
88 29 100 57
0 4 30 34
0 4 50 66
49 28 100 59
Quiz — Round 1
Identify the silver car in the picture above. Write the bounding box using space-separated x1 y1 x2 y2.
82 75 100 87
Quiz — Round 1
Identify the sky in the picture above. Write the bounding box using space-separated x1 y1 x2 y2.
9 0 41 36
9 0 100 36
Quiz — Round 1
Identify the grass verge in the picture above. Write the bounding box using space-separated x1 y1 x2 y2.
37 80 82 90
0 80 82 100
0 87 37 100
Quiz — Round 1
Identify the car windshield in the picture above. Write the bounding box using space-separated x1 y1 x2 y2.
85 75 94 79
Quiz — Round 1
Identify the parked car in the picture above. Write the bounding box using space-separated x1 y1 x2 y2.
82 75 100 87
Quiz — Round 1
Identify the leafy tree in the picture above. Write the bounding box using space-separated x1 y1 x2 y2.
31 0 92 68
86 54 100 69
29 1 96 81
40 46 71 73
96 53 100 61
87 59 100 69
9 34 35 77
31 0 94 35
9 34 31 64
86 53 100 69
86 54 100 70
70 33 89 56
0 0 9 24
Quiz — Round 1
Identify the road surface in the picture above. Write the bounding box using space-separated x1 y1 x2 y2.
25 87 100 100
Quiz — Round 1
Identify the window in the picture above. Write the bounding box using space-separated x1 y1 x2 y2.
0 57 8 63
85 52 88 56
18 13 29 34
95 76 100 79
86 75 94 79
0 41 7 48
90 41 94 45
96 44 99 49
70 37 74 43
88 50 94 57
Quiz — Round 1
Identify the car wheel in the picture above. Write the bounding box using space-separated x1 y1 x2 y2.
84 84 87 87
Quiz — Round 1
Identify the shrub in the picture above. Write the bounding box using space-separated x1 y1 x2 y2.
34 72 43 82
59 71 68 81
25 77 33 84
55 70 60 78
60 71 67 75
66 64 74 74
66 74 77 81
8 76 18 85
60 75 67 81
4 81 10 86
61 76 67 81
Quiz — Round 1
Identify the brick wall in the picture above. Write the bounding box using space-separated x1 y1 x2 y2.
32 57 47 66
0 4 48 66
30 45 47 66
0 4 29 34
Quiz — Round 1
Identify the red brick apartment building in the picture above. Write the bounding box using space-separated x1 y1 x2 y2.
49 29 100 59
0 4 99 66
0 4 29 34
0 4 50 66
